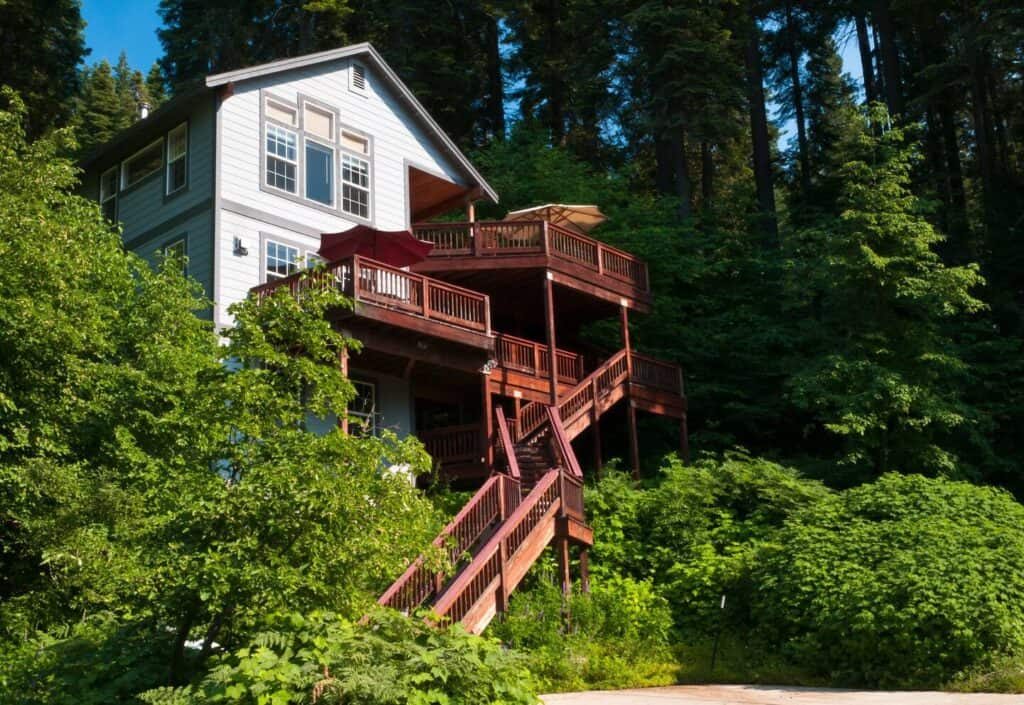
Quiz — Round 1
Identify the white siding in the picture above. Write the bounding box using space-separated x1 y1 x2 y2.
214 57 469 324
217 57 464 232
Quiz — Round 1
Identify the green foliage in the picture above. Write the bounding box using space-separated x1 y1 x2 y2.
490 576 677 692
586 454 828 634
752 473 1024 687
141 611 538 705
0 93 442 691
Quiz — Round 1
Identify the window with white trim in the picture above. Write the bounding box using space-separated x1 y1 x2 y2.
265 240 300 280
164 238 187 275
266 124 298 193
349 379 376 435
166 123 188 194
341 152 370 219
99 167 118 221
121 139 163 189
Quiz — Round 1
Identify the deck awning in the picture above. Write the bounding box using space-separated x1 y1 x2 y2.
503 204 607 235
319 225 434 268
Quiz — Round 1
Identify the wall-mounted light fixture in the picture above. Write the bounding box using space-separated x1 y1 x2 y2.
233 236 249 256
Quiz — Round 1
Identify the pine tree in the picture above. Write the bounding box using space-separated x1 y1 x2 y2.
788 107 986 479
146 63 168 110
0 0 87 136
74 60 123 156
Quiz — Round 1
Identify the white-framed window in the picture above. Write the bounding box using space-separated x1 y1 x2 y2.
266 99 297 127
305 141 334 206
121 138 163 189
265 239 300 280
166 123 188 194
304 104 334 142
341 153 370 219
164 237 187 275
99 167 118 221
265 124 298 193
349 379 376 435
349 62 367 94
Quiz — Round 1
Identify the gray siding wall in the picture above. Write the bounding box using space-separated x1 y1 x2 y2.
213 57 468 324
83 97 217 305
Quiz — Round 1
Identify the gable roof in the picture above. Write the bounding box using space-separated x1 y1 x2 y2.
206 43 498 204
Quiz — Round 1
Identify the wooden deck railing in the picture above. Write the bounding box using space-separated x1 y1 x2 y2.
432 470 561 623
420 424 481 466
251 254 491 336
495 332 584 384
378 472 521 614
516 350 683 441
414 220 649 292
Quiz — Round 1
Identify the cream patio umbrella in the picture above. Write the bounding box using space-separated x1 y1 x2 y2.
502 204 607 235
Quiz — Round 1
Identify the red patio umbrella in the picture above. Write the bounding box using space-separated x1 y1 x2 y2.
318 225 434 268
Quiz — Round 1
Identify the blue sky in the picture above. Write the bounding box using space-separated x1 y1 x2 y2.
82 0 162 69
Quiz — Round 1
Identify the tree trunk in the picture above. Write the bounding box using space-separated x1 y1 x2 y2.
545 0 566 145
485 14 505 141
671 130 692 220
871 0 903 116
655 137 675 196
745 16 778 246
854 11 877 104
784 0 810 193
701 141 714 206
969 43 996 233
170 600 199 685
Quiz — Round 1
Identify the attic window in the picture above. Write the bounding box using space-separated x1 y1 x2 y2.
349 62 367 93
266 99 297 126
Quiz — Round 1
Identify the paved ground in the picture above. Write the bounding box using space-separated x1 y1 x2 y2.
541 685 1023 704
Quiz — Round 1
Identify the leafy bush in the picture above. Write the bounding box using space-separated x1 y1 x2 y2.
586 453 829 635
752 473 1024 687
490 575 677 692
141 611 537 705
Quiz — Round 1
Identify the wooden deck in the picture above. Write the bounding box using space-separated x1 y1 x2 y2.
412 221 652 310
251 254 494 350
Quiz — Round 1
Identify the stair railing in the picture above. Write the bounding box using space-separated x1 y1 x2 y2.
494 408 521 480
546 406 583 479
432 471 561 623
378 472 521 613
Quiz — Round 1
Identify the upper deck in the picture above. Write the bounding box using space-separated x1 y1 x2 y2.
411 221 651 312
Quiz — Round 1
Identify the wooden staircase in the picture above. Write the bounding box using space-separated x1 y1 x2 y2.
378 407 589 634
516 348 685 443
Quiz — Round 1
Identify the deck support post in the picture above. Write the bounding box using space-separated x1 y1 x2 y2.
481 372 493 468
628 402 640 480
579 548 590 594
543 273 558 405
680 413 690 464
338 346 349 434
556 536 571 597
591 415 602 475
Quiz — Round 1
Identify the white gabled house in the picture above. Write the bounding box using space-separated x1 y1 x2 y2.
82 42 688 634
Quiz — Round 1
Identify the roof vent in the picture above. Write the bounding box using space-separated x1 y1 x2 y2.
350 62 366 93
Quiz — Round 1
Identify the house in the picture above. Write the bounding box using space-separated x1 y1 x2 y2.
81 43 687 633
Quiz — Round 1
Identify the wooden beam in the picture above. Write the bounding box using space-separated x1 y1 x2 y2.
544 274 558 404
481 372 494 467
680 413 690 464
338 347 349 434
339 323 490 374
591 416 602 475
628 402 640 480
556 537 571 597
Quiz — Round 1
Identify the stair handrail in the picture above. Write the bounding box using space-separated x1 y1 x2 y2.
518 349 629 440
432 471 561 623
494 408 521 480
379 473 507 613
546 406 583 479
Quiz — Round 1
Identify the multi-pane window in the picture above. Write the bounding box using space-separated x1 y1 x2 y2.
265 240 299 280
349 380 376 435
122 139 163 188
100 167 118 221
305 142 334 206
164 238 187 275
266 124 297 193
341 153 370 219
166 123 188 194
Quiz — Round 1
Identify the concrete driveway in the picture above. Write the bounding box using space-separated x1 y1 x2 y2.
541 685 1022 704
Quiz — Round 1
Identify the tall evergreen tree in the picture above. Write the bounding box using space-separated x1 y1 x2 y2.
0 0 87 136
73 61 123 157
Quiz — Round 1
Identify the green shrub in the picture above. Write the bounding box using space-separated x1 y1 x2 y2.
752 473 1024 687
142 610 538 705
490 575 677 692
